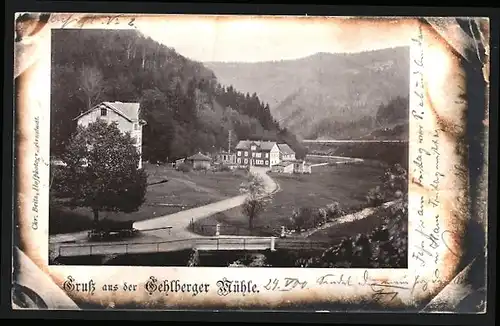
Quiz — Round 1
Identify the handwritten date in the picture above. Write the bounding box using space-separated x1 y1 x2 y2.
263 278 308 292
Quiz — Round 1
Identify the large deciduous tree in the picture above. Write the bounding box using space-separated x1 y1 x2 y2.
54 120 148 223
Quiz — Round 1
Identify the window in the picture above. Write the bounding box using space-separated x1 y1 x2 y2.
256 152 261 158
244 159 248 164
237 158 241 164
244 151 248 157
265 160 269 165
237 151 241 156
265 153 269 158
252 152 256 157
251 145 256 151
100 108 107 116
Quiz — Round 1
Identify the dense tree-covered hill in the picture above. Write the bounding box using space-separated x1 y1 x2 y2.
50 29 307 162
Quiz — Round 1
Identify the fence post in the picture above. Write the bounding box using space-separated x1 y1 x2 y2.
243 238 246 250
215 223 220 237
270 237 276 251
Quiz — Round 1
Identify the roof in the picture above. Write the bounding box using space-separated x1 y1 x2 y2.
235 140 277 151
187 152 211 161
277 143 295 155
74 101 141 122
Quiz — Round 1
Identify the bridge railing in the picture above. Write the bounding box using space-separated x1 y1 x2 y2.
188 220 281 237
57 236 277 257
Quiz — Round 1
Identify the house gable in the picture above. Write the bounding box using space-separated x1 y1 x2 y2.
269 143 280 153
73 101 141 123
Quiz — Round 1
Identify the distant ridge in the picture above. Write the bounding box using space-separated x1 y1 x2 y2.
205 46 410 139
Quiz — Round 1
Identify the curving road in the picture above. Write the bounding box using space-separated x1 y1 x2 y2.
50 167 278 248
133 166 277 239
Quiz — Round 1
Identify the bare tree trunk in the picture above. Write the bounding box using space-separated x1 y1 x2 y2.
248 206 255 234
92 208 99 224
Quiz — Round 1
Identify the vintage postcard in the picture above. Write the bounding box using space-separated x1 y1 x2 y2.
12 13 489 312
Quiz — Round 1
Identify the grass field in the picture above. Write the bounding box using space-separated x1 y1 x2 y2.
49 163 248 235
191 164 386 237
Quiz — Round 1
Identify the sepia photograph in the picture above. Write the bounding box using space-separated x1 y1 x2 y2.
48 26 410 268
11 10 490 313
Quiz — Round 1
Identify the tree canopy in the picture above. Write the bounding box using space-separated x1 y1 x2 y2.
53 120 148 222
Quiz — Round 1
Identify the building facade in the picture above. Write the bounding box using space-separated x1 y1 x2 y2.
186 152 212 170
74 101 146 168
235 140 281 167
216 151 237 165
292 160 312 174
271 162 294 174
277 143 296 161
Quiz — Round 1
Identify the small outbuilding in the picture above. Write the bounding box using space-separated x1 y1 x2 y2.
271 162 294 174
292 160 312 174
186 152 212 170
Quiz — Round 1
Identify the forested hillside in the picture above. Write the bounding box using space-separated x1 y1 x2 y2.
205 47 410 139
50 29 306 162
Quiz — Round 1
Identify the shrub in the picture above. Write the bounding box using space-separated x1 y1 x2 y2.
325 202 345 220
366 164 408 206
366 186 386 206
289 207 316 232
219 164 231 172
381 163 408 194
177 162 192 173
187 249 200 267
317 208 328 225
300 198 408 268
194 165 210 173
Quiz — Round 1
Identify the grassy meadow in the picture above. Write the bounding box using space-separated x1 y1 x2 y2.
191 164 386 237
49 163 248 235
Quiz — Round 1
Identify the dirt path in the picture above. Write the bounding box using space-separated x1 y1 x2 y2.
133 167 277 238
50 167 278 245
296 200 398 239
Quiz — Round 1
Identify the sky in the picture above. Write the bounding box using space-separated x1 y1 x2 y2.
137 16 412 63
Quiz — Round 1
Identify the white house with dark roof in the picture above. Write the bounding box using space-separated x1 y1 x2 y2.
277 143 296 161
235 140 294 167
73 101 147 168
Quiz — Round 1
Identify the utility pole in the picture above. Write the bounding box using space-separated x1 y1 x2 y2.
228 130 232 154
